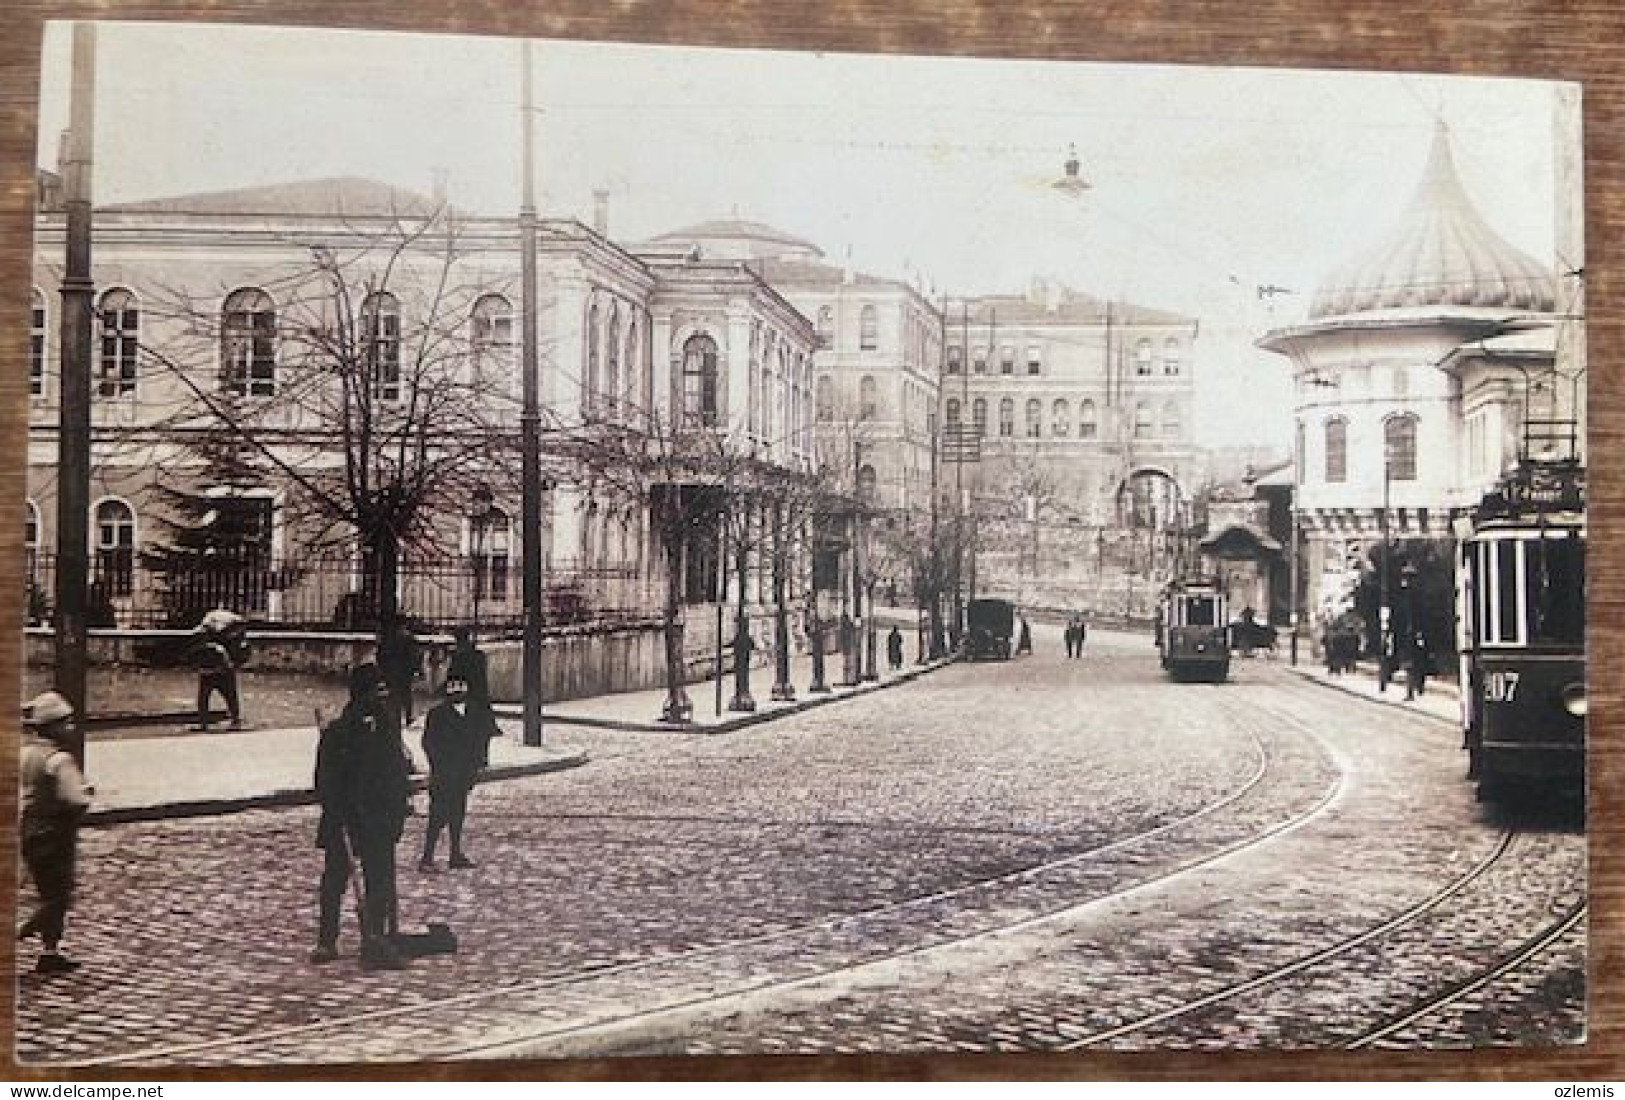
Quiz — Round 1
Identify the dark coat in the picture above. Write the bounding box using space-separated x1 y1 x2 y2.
314 702 412 850
422 700 486 788
886 629 905 664
445 644 491 710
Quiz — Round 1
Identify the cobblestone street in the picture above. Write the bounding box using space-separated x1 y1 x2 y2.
14 626 1584 1067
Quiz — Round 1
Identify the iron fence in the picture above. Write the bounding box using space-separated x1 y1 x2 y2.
26 551 651 633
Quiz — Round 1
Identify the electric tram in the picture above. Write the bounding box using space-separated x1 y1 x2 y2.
1456 458 1586 799
1157 577 1230 682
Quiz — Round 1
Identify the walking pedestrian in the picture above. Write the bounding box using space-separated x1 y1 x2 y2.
378 621 422 727
1075 614 1087 657
446 627 492 714
419 676 485 872
18 691 91 975
310 663 413 970
886 625 904 671
189 611 248 730
1016 616 1033 656
1063 617 1076 658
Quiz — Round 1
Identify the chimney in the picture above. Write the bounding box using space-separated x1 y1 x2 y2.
593 189 610 235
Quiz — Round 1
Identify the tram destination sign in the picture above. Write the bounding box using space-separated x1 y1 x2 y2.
1479 460 1586 520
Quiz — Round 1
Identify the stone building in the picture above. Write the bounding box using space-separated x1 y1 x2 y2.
941 281 1203 616
27 176 817 699
1257 123 1570 627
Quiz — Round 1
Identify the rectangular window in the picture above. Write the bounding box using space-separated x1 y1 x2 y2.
1026 344 1041 375
30 300 46 397
947 345 963 374
1000 346 1015 375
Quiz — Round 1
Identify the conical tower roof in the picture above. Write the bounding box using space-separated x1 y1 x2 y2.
1309 124 1554 319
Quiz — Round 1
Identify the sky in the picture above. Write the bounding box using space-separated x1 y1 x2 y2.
34 21 1577 451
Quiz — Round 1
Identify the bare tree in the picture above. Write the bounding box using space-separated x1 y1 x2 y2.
134 207 523 641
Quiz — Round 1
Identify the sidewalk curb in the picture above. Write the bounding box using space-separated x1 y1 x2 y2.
512 656 960 735
84 748 590 828
1280 663 1458 727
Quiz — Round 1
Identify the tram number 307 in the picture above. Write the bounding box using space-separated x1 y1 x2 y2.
1484 671 1521 703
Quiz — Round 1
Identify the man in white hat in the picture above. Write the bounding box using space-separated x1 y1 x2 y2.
18 690 91 974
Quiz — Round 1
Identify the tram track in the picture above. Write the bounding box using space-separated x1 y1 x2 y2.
83 685 1338 1066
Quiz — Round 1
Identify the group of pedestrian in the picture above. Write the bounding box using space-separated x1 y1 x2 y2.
310 626 499 970
1063 614 1089 658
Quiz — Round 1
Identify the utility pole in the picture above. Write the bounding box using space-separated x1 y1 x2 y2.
54 23 96 767
519 39 545 745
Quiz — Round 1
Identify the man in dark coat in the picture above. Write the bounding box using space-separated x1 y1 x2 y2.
886 625 904 671
419 675 485 872
378 622 421 727
190 616 248 730
18 691 91 974
1074 615 1087 657
311 662 412 970
1064 617 1078 658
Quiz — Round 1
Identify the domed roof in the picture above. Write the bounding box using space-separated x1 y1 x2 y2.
1309 124 1555 319
646 218 824 261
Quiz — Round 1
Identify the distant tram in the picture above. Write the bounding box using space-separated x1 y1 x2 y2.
1158 577 1230 682
1457 459 1586 800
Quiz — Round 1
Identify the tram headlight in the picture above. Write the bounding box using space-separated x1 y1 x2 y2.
1560 682 1587 718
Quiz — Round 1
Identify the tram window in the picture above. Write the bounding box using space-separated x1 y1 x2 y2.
1494 540 1520 644
1185 598 1217 627
1529 534 1585 646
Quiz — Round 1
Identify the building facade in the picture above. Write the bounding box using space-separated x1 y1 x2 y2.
1258 124 1570 628
941 282 1203 615
27 177 817 678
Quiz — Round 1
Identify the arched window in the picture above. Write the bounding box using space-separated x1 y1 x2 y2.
222 288 276 397
30 288 47 398
1161 400 1181 439
681 334 720 426
1163 337 1182 376
1133 402 1153 440
94 498 136 598
946 397 962 425
998 397 1015 438
857 464 877 504
471 294 514 384
1051 398 1070 437
972 398 988 437
1385 413 1418 481
605 303 622 412
584 300 601 410
97 288 140 399
815 376 834 423
816 306 834 350
1079 399 1097 439
946 344 963 374
361 291 401 402
470 504 512 601
1025 398 1042 438
859 375 878 420
1324 418 1348 483
1135 338 1154 376
859 305 879 350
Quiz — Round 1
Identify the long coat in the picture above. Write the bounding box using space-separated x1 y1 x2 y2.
421 701 486 790
314 703 412 850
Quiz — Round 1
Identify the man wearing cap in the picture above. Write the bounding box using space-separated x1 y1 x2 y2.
18 691 91 974
310 663 412 970
418 675 485 872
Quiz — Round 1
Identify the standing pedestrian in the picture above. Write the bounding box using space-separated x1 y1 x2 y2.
886 625 904 671
1016 616 1033 656
1064 617 1078 658
419 676 485 872
1075 614 1087 657
18 691 91 974
189 611 248 731
378 621 422 727
1404 630 1432 701
310 663 412 970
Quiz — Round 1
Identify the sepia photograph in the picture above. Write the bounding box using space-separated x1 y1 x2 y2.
13 17 1586 1069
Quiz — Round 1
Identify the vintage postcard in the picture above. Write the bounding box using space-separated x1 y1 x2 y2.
15 19 1585 1067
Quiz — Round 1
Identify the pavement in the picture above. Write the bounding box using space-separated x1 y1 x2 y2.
77 643 954 824
1277 652 1461 726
